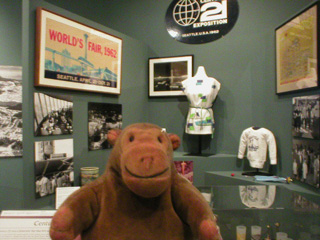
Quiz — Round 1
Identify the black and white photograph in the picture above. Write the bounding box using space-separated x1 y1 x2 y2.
0 65 23 158
292 95 320 139
34 139 74 198
34 92 73 136
292 138 320 188
292 192 320 213
149 55 193 97
88 102 122 151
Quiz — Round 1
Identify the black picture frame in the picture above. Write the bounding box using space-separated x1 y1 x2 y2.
148 55 193 97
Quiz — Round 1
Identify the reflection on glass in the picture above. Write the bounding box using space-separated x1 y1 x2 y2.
239 185 276 209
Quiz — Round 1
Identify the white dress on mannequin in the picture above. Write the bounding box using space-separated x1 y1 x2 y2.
182 66 221 135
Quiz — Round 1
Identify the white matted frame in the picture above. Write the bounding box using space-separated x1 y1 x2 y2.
149 55 193 97
35 7 122 95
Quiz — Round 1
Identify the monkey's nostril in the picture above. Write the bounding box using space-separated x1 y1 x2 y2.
141 157 153 163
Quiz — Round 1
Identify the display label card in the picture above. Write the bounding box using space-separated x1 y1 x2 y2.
1 210 56 217
55 186 80 209
0 217 52 239
0 211 55 240
0 210 81 240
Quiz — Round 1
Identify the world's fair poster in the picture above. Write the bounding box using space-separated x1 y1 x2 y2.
35 7 122 95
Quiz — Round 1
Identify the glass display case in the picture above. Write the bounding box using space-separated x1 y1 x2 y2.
198 185 320 240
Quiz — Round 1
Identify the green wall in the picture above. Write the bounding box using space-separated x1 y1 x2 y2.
0 0 24 209
1 0 319 210
45 0 319 173
1 0 150 210
98 0 319 170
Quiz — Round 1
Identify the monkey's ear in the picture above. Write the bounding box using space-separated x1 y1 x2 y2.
168 133 181 151
107 129 122 146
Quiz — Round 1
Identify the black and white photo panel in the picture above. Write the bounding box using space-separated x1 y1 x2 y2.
292 95 320 139
88 102 122 151
0 65 23 158
34 139 74 198
34 92 73 136
292 138 320 188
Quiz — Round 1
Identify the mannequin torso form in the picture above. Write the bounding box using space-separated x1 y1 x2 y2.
182 66 221 135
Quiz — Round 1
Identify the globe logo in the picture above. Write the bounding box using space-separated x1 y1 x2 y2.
173 0 200 26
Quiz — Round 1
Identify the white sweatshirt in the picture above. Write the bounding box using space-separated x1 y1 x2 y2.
238 127 277 169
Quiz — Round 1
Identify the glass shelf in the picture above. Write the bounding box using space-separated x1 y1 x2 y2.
198 185 320 240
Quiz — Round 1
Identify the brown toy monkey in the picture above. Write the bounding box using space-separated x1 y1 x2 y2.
50 123 222 240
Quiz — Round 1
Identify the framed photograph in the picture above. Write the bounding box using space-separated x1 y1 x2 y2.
292 138 320 188
35 7 122 95
88 102 122 151
276 2 319 94
0 65 23 158
149 55 193 97
34 139 74 198
34 92 73 136
292 95 320 139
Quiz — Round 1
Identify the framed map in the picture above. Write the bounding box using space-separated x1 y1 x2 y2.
276 2 319 94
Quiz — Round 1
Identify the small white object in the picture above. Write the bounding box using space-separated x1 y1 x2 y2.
276 232 288 240
251 225 262 240
56 186 80 209
201 192 211 203
236 225 246 240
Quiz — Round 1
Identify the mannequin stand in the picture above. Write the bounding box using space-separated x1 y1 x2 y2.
242 168 273 176
185 135 214 157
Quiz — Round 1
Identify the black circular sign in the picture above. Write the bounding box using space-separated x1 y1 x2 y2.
165 0 239 44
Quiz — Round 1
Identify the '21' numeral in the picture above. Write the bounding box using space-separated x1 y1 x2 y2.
200 0 227 22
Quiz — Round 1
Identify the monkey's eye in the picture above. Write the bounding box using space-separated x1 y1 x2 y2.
129 136 134 142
